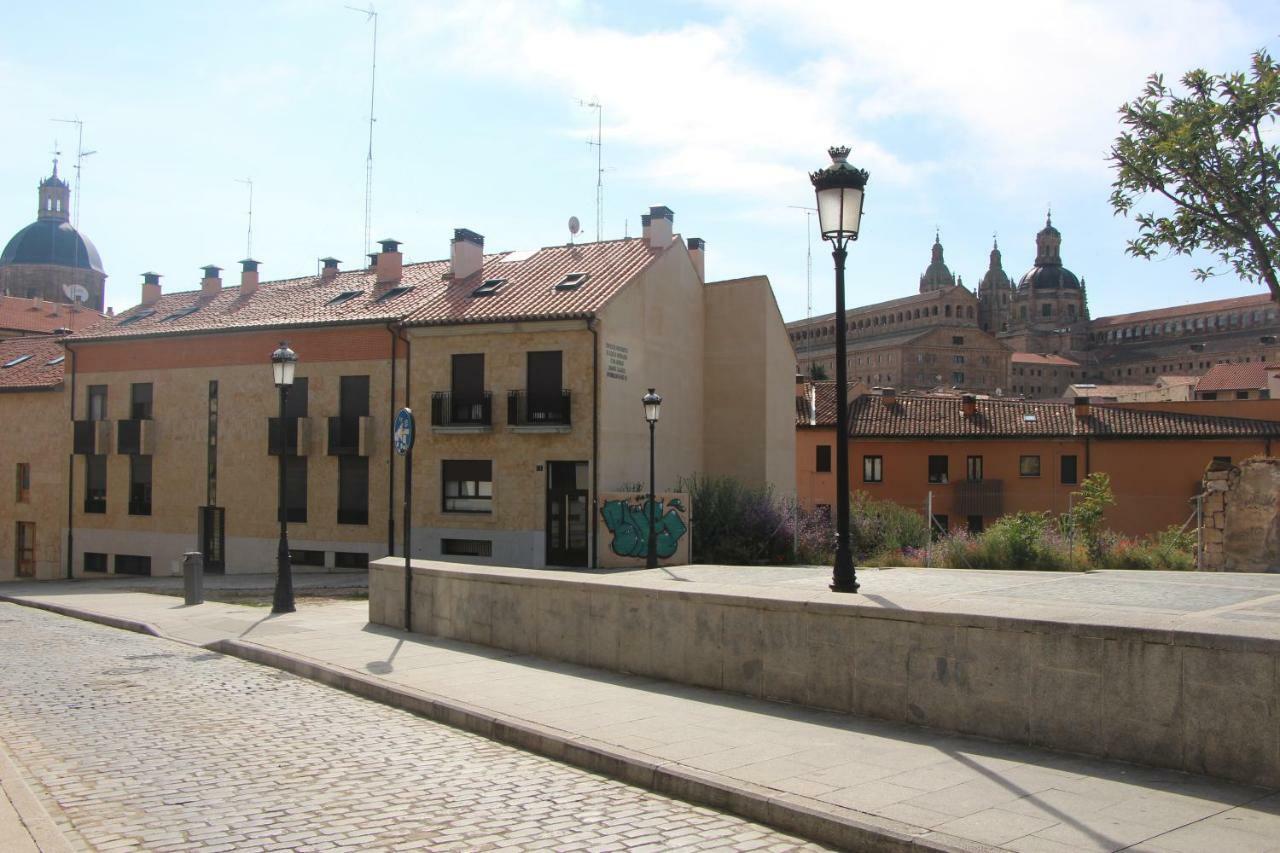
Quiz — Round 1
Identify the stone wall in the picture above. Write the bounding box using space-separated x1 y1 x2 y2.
1202 457 1280 572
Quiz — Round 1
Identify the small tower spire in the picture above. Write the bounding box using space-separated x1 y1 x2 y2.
37 160 71 222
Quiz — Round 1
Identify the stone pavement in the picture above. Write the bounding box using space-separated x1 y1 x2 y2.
0 604 827 852
3 571 1280 852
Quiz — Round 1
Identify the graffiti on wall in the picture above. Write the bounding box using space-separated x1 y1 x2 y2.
600 495 688 559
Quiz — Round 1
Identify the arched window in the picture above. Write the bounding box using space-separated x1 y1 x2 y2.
945 305 953 317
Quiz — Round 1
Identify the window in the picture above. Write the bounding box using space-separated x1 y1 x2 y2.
290 549 326 567
952 336 965 346
863 455 883 483
2 354 32 369
1019 455 1041 477
816 445 832 473
88 385 108 421
1060 455 1078 485
334 552 369 569
526 350 565 421
283 456 307 523
338 456 369 525
951 371 965 384
114 555 151 576
443 460 493 513
129 455 152 516
442 538 493 557
270 377 309 455
16 463 30 502
471 278 506 297
326 290 363 306
84 552 108 573
967 515 984 534
927 455 949 484
1213 456 1232 466
1236 390 1250 400
1201 392 1218 400
160 306 201 323
375 285 413 302
554 272 589 291
130 383 153 420
85 455 106 513
930 514 949 540
966 456 983 482
15 522 35 578
117 309 156 326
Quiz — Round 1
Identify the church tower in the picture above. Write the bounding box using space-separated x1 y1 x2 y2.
918 232 957 293
977 236 1013 332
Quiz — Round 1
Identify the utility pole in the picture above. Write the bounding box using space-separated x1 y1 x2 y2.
788 205 817 319
347 4 379 258
52 117 96 230
581 99 603 242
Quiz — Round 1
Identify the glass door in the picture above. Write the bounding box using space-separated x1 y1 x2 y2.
546 462 589 567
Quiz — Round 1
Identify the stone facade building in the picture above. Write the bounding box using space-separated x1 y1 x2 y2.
0 163 107 312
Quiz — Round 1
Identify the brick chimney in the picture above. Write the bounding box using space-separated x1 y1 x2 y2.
648 205 673 248
961 394 977 418
200 265 222 297
367 253 379 271
451 229 484 280
640 213 652 241
375 238 403 284
239 258 260 296
1073 395 1091 419
688 237 705 281
141 272 162 307
319 257 341 282
881 387 897 406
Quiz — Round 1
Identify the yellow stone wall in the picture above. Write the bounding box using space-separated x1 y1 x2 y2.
0 387 68 580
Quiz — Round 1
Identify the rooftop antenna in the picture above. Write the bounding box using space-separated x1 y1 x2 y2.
568 215 580 246
235 177 254 257
347 3 379 259
52 118 96 230
788 205 817 320
579 98 603 241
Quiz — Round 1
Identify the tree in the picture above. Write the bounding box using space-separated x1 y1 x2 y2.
1064 472 1115 563
807 362 829 381
1108 49 1280 303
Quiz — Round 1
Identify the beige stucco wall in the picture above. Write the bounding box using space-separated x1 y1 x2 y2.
702 276 796 497
0 387 68 580
596 245 705 494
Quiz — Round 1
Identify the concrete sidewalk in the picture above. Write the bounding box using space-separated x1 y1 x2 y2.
3 583 1279 853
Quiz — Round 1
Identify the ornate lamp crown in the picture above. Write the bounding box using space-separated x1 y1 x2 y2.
809 145 869 190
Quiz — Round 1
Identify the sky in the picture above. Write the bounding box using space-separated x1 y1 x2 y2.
0 0 1276 322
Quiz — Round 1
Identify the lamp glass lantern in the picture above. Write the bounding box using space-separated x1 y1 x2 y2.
643 388 662 423
272 342 297 387
811 146 868 242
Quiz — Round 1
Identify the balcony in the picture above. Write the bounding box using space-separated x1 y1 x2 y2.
954 479 1004 517
116 419 155 455
327 416 372 456
507 389 571 432
431 391 492 431
268 417 312 456
73 420 112 455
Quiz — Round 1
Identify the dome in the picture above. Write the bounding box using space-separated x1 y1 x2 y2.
918 233 956 293
0 218 104 273
1017 212 1079 290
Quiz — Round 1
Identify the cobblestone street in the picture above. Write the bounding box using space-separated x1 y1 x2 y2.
0 604 827 851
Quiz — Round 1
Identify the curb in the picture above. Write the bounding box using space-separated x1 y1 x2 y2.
0 737 76 853
2 596 992 853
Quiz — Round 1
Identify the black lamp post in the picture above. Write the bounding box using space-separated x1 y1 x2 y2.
810 146 869 594
642 388 662 569
272 341 298 614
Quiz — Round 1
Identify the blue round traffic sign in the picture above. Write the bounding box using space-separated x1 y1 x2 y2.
393 407 415 455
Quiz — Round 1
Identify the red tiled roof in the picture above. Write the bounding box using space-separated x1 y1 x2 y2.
1066 384 1156 399
1091 293 1273 327
1011 352 1079 366
0 336 65 391
0 296 107 335
844 394 1280 438
72 237 666 341
1195 362 1275 393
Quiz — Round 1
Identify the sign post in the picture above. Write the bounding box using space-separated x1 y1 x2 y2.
393 408 415 631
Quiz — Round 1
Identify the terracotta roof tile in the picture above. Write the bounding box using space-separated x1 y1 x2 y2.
1092 293 1273 327
1011 352 1079 366
0 296 107 336
1195 362 1275 393
0 335 65 390
72 237 665 341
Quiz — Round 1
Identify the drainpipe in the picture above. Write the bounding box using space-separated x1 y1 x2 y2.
588 317 600 570
386 322 398 555
397 324 412 549
64 340 76 580
1084 435 1091 477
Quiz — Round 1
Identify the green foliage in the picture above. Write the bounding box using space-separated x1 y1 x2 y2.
807 363 829 381
848 491 928 563
1062 472 1116 561
965 512 1076 571
1108 49 1280 303
1094 526 1197 571
679 474 792 564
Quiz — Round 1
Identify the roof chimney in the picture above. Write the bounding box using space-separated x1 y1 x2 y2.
239 258 260 296
648 205 673 248
640 213 652 241
200 265 222 297
451 228 484 280
376 238 403 284
1073 395 1091 419
881 387 897 406
961 394 977 418
688 237 705 281
140 272 162 307
319 257 341 282
367 252 379 271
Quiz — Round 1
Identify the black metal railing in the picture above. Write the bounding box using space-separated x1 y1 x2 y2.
507 389 571 426
84 491 106 514
431 391 492 427
327 416 361 455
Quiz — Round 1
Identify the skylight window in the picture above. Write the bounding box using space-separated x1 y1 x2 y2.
117 310 157 326
472 278 507 297
554 272 590 291
46 355 65 366
2 354 33 369
375 285 413 303
327 290 363 306
160 306 201 323
1023 414 1037 422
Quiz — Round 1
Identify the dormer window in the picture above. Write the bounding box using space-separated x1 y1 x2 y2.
554 272 590 291
327 290 363 306
472 278 506 297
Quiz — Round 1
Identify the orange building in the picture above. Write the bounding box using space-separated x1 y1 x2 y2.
796 384 1280 537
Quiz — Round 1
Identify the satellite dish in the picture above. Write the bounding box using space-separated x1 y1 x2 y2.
62 283 90 304
568 216 581 235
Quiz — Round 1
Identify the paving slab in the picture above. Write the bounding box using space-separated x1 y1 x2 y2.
3 575 1280 852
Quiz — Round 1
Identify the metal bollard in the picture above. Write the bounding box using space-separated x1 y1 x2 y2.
182 551 204 605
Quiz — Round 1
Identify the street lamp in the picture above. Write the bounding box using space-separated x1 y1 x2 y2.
643 388 663 569
272 341 298 614
810 145 869 594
